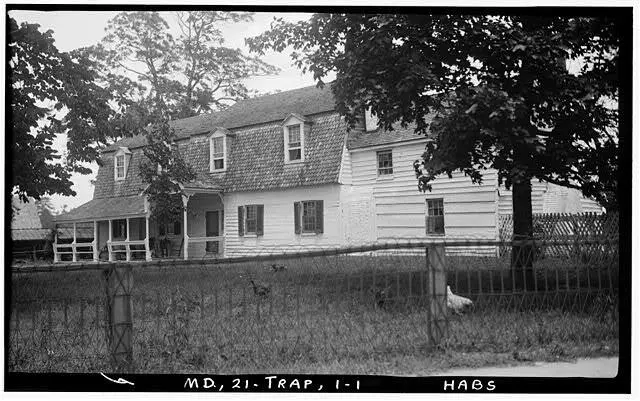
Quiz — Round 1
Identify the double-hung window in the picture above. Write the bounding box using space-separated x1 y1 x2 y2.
115 155 126 179
114 147 131 181
426 198 445 235
287 125 302 162
210 135 226 171
237 204 264 236
377 150 393 176
294 200 324 234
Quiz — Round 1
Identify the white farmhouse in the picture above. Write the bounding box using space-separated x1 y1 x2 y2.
54 83 601 262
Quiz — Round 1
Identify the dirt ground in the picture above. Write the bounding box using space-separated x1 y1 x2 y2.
434 357 619 378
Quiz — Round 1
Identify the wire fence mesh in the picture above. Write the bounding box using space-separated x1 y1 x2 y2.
8 236 619 374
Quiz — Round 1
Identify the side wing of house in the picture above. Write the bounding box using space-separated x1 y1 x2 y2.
498 181 603 215
348 139 500 243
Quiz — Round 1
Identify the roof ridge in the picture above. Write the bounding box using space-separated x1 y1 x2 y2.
103 82 336 153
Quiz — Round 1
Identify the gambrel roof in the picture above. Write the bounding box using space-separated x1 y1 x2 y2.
90 83 431 202
94 83 348 197
103 83 337 152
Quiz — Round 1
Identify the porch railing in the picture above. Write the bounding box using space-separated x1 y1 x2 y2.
54 243 96 263
188 235 224 256
108 240 148 262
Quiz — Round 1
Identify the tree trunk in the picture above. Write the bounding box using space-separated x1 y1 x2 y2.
511 178 535 290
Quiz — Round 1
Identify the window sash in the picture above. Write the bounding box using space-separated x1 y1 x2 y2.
245 205 258 234
377 150 393 175
212 136 224 153
302 201 317 232
115 155 126 178
211 136 225 170
287 125 302 161
427 199 444 216
288 125 301 147
426 199 445 234
288 148 301 161
426 215 445 234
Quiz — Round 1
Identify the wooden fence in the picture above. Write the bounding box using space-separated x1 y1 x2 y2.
499 212 619 241
498 212 619 257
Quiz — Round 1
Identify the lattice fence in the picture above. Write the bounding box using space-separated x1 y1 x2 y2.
498 212 619 257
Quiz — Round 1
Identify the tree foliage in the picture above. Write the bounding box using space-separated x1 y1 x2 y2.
247 14 620 211
84 11 279 125
8 17 114 202
138 110 196 226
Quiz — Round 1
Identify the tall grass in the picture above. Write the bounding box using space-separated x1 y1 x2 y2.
8 252 619 374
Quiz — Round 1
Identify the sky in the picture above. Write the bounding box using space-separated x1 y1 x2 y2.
9 9 327 213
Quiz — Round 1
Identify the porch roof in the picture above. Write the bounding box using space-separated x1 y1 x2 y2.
12 228 51 241
55 195 146 223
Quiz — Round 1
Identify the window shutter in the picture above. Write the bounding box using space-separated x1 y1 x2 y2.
238 206 244 236
315 200 324 234
294 202 301 234
257 205 264 236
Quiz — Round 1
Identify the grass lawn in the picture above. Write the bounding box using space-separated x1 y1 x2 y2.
8 253 619 374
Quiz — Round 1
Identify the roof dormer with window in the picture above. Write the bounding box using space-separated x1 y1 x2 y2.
114 147 132 181
209 127 231 173
282 113 311 164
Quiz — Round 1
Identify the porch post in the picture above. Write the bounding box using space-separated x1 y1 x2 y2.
93 220 98 262
183 195 189 260
125 218 131 262
72 222 77 263
145 216 151 261
144 196 152 261
53 224 59 263
108 219 114 262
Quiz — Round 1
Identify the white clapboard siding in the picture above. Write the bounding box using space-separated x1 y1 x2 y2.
223 184 344 257
499 181 603 216
581 197 604 213
344 186 376 244
498 180 548 215
350 141 499 250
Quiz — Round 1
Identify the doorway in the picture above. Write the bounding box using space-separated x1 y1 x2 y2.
205 210 222 254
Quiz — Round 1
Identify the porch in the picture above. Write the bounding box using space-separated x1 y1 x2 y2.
53 193 224 263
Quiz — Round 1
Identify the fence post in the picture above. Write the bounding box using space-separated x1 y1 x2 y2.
106 263 134 371
426 244 448 346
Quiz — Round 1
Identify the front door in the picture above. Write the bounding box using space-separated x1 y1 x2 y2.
205 211 220 253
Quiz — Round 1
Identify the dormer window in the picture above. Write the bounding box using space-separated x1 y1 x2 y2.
114 147 131 181
282 113 309 164
209 128 229 172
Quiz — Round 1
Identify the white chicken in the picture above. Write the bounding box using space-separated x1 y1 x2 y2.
446 286 473 314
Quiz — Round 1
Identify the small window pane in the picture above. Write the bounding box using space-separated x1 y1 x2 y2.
377 150 393 175
214 159 224 170
289 149 301 161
